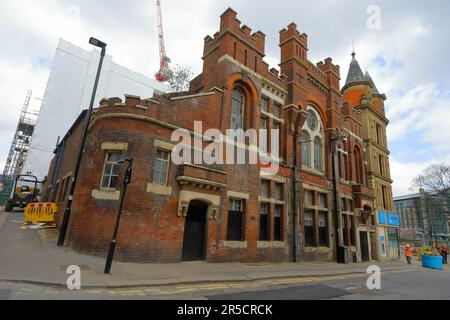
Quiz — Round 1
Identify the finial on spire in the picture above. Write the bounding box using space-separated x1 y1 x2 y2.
352 39 356 57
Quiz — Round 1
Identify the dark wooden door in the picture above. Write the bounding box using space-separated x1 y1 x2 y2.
360 231 370 262
182 201 207 261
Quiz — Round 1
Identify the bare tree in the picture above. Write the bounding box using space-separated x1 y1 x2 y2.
167 64 194 93
413 163 450 196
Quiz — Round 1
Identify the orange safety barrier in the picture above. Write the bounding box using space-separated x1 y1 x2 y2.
24 203 58 223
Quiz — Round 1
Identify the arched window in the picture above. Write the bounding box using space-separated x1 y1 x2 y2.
301 106 324 172
230 87 244 130
354 146 364 185
314 137 323 171
301 131 310 167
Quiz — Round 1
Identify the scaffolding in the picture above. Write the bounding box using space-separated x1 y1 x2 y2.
2 90 36 180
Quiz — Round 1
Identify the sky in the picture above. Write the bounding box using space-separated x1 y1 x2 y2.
0 0 449 197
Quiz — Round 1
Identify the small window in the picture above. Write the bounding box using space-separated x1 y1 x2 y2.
261 180 270 198
318 193 327 208
274 205 283 241
260 117 268 153
227 199 244 241
153 149 171 185
378 155 384 175
305 190 314 206
341 198 348 212
304 210 314 247
272 122 281 156
259 203 269 241
318 212 328 247
274 183 283 201
272 103 282 118
259 97 269 112
101 153 121 189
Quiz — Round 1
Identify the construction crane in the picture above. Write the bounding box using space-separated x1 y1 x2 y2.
155 0 172 82
2 90 36 179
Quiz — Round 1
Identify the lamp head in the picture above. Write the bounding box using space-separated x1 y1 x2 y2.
89 37 107 48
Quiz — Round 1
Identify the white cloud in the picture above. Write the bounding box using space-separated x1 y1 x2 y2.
1 0 450 199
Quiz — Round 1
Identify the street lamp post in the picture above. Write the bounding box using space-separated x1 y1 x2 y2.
57 37 107 246
104 158 133 274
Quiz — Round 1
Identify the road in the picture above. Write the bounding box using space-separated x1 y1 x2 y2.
0 267 448 300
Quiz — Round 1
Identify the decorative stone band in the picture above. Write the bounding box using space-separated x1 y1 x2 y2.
177 176 227 191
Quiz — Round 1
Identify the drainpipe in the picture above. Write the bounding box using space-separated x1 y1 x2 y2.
292 133 300 262
50 136 64 202
331 136 341 263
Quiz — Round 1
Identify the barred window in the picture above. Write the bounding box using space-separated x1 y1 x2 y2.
101 153 121 189
304 210 314 247
259 203 269 241
274 205 283 241
319 212 328 247
227 199 245 241
153 149 170 185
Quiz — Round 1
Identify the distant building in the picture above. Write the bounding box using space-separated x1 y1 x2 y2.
20 39 166 182
394 190 450 246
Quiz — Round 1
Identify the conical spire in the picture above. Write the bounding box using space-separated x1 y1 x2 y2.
345 52 368 86
365 71 380 95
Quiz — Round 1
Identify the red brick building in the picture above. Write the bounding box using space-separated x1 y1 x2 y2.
43 8 379 263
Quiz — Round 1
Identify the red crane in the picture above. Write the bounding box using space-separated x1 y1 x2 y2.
155 0 172 82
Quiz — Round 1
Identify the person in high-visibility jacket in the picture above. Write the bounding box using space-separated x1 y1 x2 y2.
404 244 414 265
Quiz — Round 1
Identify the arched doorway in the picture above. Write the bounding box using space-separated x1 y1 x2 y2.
182 200 208 261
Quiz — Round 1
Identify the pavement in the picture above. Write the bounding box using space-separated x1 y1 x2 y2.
0 208 436 290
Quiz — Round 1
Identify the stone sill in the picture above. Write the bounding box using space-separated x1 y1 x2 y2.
304 246 331 254
257 241 286 249
92 189 120 201
222 241 248 249
147 183 172 196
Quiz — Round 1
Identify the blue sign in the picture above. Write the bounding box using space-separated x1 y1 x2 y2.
388 213 400 227
378 210 387 225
